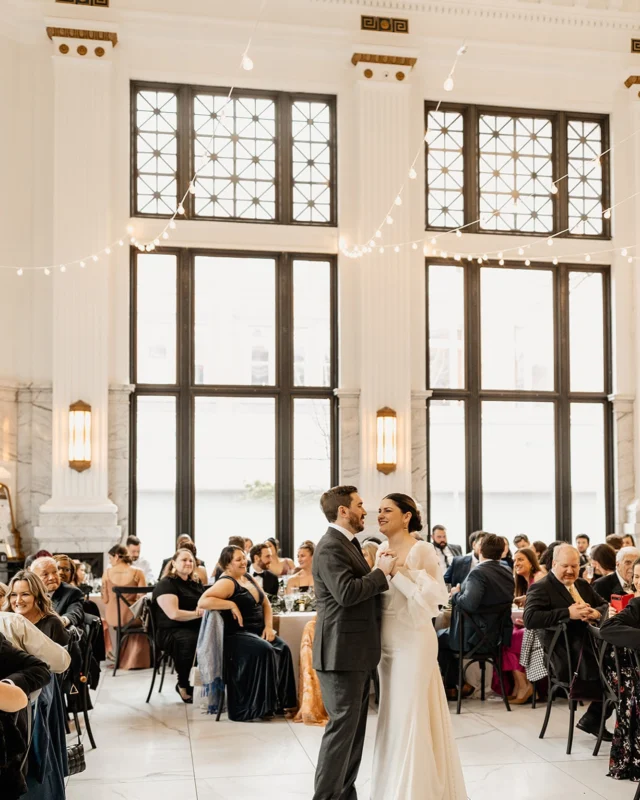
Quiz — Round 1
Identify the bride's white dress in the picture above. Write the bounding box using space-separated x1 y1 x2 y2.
371 540 467 800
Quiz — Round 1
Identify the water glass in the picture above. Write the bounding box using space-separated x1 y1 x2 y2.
284 594 295 613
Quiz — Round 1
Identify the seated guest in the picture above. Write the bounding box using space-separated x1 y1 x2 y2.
102 545 150 669
30 556 84 629
600 557 640 783
199 545 297 721
513 534 530 550
523 544 610 740
23 549 53 571
244 538 254 555
0 631 51 707
265 538 296 577
286 541 315 594
444 531 485 588
126 536 155 585
622 534 636 549
4 571 69 646
538 540 564 574
158 534 198 579
590 543 617 579
593 545 639 602
53 553 76 587
532 540 547 559
249 542 279 595
607 534 624 552
72 560 93 595
0 582 7 605
0 598 70 675
500 537 514 569
438 533 514 696
212 536 247 581
575 534 591 567
362 541 379 570
179 541 208 584
513 548 544 606
429 524 462 573
152 548 204 703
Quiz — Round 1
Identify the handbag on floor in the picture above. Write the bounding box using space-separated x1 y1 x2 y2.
67 742 86 775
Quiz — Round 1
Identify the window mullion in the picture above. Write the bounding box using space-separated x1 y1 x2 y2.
178 86 193 219
279 95 293 224
465 105 479 232
555 111 568 236
278 253 294 556
465 262 482 542
556 264 572 541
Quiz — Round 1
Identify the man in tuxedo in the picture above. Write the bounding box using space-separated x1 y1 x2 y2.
575 533 591 567
249 542 279 596
429 525 462 573
443 531 486 588
593 546 639 602
523 544 611 740
438 533 514 693
30 556 84 629
312 485 395 800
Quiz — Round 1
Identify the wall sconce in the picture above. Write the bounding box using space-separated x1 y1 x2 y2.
68 400 92 472
376 407 397 475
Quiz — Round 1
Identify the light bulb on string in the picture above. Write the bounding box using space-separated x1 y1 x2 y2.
379 247 384 254
603 208 611 219
467 255 473 262
553 258 558 265
79 261 85 268
170 220 177 229
629 257 634 264
126 225 134 234
177 204 185 215
585 254 591 262
92 255 98 262
454 253 461 261
60 265 66 273
499 259 504 266
424 245 430 256
477 257 483 264
547 238 553 247
241 53 254 71
119 240 124 247
518 247 525 256
163 232 169 240
105 247 111 255
189 183 197 195
386 215 394 225
375 230 382 239
550 184 558 195
457 44 468 55
525 259 531 266
412 243 418 250
137 244 145 252
394 195 402 206
443 75 454 92
44 268 50 276
154 238 160 246
16 268 23 276
369 240 375 248
441 251 448 258
482 254 488 261
498 252 503 259
394 246 400 253
409 168 417 180
622 248 628 257
430 237 437 245
455 229 462 238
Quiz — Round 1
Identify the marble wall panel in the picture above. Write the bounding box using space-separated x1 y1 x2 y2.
613 397 635 533
411 391 431 522
108 384 133 540
335 389 360 485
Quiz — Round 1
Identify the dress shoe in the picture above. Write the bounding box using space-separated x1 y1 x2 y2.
510 686 533 705
576 719 613 741
446 683 475 701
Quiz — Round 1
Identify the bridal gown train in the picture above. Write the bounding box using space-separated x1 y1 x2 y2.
371 540 467 800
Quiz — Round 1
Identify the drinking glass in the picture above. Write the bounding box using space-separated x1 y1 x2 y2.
284 594 295 613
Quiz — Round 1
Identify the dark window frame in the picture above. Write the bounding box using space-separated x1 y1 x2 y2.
425 257 613 547
131 81 338 227
129 246 339 558
425 101 611 241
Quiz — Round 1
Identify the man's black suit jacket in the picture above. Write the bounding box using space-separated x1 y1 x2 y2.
600 596 640 649
444 554 475 588
592 571 624 603
51 582 85 629
523 572 607 681
450 559 514 652
251 567 279 596
312 527 388 672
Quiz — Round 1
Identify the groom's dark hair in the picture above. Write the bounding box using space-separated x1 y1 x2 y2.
320 485 358 523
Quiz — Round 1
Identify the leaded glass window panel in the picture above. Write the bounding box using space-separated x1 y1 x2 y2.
292 101 333 223
193 94 277 220
135 89 178 215
567 120 604 236
478 114 553 233
426 109 465 229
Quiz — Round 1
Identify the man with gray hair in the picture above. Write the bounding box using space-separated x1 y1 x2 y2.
593 545 640 602
30 556 84 629
524 544 611 740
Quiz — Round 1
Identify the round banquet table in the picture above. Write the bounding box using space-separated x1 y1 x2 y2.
273 611 316 689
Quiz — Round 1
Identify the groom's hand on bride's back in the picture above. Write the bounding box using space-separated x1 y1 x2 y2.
377 552 397 576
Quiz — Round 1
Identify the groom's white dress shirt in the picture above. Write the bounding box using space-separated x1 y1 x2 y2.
329 522 355 542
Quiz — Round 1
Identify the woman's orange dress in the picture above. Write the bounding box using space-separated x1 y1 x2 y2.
102 567 150 670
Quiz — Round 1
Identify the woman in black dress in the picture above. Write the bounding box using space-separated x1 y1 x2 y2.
153 548 205 703
199 545 296 721
4 571 70 646
600 558 640 784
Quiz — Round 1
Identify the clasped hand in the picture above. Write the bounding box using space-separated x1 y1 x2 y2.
568 601 600 621
377 549 397 576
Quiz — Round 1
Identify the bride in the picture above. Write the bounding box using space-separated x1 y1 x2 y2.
371 493 467 800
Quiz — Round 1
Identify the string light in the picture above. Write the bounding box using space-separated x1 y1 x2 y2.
603 208 611 219
394 196 402 206
518 247 525 256
177 204 185 215
162 232 169 240
60 265 66 273
499 259 504 266
547 238 553 247
441 250 448 258
79 261 85 268
412 243 418 250
105 247 111 255
118 240 124 247
16 268 23 276
524 259 531 266
455 230 462 238
585 254 591 261
386 215 394 225
44 268 50 276
409 168 417 180
551 184 558 195
431 238 437 245
553 258 558 265
622 248 628 256
241 53 254 71
92 255 98 262
169 220 176 230
379 247 384 254
443 75 454 92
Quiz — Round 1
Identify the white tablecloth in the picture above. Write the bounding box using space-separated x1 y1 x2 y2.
273 612 315 689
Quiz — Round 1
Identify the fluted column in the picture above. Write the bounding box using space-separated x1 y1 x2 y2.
34 29 121 556
349 51 422 517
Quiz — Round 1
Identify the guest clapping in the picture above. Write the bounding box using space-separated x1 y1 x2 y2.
29 556 84 629
4 571 69 646
152 548 205 703
199 546 296 721
286 541 315 594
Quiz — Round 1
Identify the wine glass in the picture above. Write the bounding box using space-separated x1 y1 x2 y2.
284 594 295 613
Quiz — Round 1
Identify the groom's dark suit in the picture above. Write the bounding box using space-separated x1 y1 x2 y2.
312 526 389 800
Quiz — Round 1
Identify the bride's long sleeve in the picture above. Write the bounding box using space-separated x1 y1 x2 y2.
390 542 449 625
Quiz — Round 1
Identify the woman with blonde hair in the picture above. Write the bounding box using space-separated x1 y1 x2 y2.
4 570 69 646
286 541 315 594
102 544 150 669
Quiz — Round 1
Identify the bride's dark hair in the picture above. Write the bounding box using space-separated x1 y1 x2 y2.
383 494 423 533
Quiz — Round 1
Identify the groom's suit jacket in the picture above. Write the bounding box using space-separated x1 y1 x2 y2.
312 527 389 672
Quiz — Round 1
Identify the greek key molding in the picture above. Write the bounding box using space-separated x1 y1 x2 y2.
46 27 118 47
351 52 417 67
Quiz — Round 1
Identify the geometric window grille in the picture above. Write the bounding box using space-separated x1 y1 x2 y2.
292 101 333 223
193 94 277 221
426 109 465 229
567 119 604 236
135 90 178 216
478 114 554 234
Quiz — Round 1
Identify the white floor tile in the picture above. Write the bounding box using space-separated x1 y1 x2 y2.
463 762 607 800
67 778 198 800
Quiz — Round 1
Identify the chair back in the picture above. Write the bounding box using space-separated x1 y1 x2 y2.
539 622 574 688
587 623 622 707
457 602 512 659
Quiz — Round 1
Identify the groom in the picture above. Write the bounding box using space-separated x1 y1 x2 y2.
312 485 396 800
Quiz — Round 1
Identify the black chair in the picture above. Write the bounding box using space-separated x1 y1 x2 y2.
537 622 605 755
587 624 621 756
112 585 154 677
455 603 513 715
145 597 172 702
77 614 102 749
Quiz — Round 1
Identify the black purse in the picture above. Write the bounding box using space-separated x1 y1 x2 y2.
67 742 86 775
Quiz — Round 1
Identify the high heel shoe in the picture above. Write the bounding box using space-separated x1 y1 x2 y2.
510 686 533 705
175 683 193 704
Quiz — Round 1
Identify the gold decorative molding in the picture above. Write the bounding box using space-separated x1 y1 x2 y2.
46 27 118 47
632 39 640 53
624 75 640 87
361 15 409 34
351 53 417 67
56 0 110 6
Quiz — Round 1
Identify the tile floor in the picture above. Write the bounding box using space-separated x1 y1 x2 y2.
66 670 634 800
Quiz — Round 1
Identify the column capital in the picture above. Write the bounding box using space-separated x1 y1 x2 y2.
46 25 118 60
609 392 634 410
334 388 361 407
351 48 418 84
411 389 433 409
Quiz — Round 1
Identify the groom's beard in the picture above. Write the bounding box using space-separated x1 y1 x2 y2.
347 510 365 533
434 541 447 551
